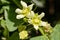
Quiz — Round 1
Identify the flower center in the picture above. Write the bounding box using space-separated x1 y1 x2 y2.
32 18 40 25
22 8 29 16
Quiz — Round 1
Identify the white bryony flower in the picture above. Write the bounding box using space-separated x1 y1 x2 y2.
40 21 48 27
28 12 45 30
15 1 34 19
41 21 52 33
41 21 51 28
19 30 28 39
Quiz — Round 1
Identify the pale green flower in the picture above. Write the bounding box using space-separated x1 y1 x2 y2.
41 21 52 33
15 1 34 19
19 30 28 39
28 12 45 30
40 21 48 26
40 21 51 27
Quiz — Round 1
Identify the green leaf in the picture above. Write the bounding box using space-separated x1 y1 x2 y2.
3 27 9 38
8 32 19 40
30 36 49 40
50 23 60 40
1 0 10 4
4 9 17 32
1 19 6 29
1 19 9 37
0 6 9 14
4 5 23 32
2 6 10 10
0 8 3 14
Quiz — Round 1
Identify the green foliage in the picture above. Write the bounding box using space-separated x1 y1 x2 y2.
50 23 60 40
1 19 6 28
1 19 9 37
0 8 3 14
4 9 17 32
30 23 60 40
0 0 60 40
0 0 10 4
30 36 49 40
8 32 19 40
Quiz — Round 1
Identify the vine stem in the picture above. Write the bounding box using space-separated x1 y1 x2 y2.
39 28 50 40
33 6 37 11
12 0 22 8
38 28 45 35
26 24 31 26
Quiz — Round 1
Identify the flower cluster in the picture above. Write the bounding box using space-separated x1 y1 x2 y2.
15 1 34 19
19 30 28 39
28 12 45 30
15 1 52 39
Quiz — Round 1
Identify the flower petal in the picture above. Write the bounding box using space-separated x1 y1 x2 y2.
21 1 27 8
31 11 35 16
40 21 47 26
15 8 22 14
27 11 34 18
26 12 31 18
16 15 24 19
34 25 39 30
28 19 32 24
28 4 34 11
38 12 45 19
